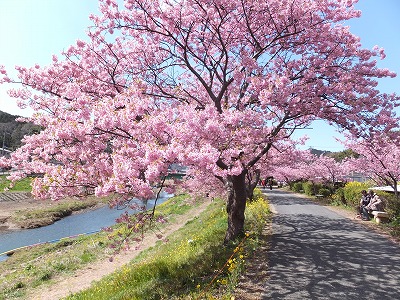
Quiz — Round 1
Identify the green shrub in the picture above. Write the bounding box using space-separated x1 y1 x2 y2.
331 187 346 205
245 194 271 235
302 181 313 195
318 188 331 197
374 191 400 219
250 187 264 202
293 182 303 192
302 181 322 196
342 181 372 208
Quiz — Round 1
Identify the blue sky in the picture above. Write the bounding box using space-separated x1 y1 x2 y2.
0 0 399 151
0 0 100 115
294 0 400 150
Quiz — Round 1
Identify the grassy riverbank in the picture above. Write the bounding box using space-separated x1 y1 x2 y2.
0 175 108 230
0 194 108 231
0 176 32 192
11 198 105 229
0 191 271 299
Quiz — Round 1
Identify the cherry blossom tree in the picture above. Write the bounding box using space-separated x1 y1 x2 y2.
1 0 399 242
307 155 353 185
346 133 400 198
257 141 309 183
268 149 326 185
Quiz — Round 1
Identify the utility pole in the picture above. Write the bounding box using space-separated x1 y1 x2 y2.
2 131 10 156
2 132 5 156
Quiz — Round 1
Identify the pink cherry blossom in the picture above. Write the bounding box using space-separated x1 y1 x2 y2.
345 132 400 198
1 0 399 242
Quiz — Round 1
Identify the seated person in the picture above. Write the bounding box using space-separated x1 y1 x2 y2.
361 190 383 221
358 190 371 220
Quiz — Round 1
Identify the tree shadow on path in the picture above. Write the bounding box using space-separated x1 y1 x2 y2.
236 189 400 300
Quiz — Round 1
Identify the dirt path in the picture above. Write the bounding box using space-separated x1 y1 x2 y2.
27 200 211 300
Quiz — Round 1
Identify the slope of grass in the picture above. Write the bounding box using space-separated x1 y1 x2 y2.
0 191 271 300
11 198 102 228
0 175 32 192
67 194 270 300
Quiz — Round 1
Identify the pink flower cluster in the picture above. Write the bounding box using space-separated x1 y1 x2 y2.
0 0 398 206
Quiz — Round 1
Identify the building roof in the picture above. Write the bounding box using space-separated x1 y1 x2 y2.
369 186 396 193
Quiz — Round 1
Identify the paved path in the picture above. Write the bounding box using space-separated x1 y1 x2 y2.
261 189 400 299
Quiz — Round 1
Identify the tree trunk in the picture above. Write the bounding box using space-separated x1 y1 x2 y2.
392 179 399 200
246 169 260 202
224 171 247 243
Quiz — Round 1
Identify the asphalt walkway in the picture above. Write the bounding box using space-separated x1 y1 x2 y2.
261 189 400 299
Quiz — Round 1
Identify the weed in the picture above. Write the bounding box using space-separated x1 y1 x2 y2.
65 194 270 299
0 193 271 300
80 251 95 263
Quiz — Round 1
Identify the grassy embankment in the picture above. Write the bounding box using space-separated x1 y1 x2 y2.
0 175 32 192
0 190 271 300
11 198 104 229
0 175 107 228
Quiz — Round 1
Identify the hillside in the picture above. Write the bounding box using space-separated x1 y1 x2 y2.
0 110 41 151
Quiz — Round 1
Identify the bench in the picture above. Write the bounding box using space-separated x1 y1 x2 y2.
370 211 390 224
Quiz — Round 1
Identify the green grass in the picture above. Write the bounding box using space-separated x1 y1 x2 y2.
66 195 270 300
11 199 101 228
0 226 117 299
1 194 202 299
69 202 229 299
0 175 32 192
152 194 194 216
0 192 271 300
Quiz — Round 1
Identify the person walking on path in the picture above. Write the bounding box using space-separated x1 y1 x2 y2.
255 189 400 299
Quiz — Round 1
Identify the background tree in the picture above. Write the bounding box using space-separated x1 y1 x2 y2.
1 0 399 243
307 155 351 185
263 145 311 185
346 133 400 199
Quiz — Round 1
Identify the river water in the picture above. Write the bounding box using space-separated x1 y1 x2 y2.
0 193 172 261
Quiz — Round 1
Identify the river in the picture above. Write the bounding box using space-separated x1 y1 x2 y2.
0 193 172 261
